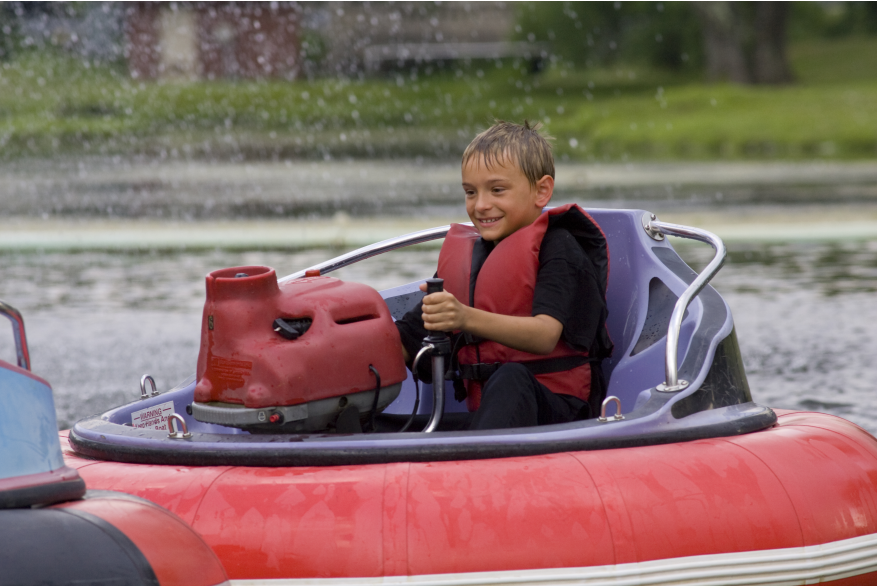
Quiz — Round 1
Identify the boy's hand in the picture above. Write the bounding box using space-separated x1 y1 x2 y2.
420 283 468 332
418 282 564 355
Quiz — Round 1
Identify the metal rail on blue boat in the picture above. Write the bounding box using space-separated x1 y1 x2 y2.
280 224 465 283
0 299 31 371
282 213 727 394
647 217 727 391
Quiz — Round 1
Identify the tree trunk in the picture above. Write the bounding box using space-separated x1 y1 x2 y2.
692 2 751 83
753 2 793 84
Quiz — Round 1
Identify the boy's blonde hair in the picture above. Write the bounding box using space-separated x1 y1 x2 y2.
461 120 555 187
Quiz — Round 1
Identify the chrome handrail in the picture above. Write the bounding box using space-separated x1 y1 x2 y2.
0 299 31 371
279 224 468 283
644 215 727 391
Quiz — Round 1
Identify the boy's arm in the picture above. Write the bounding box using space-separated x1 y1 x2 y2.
396 299 429 364
421 290 563 355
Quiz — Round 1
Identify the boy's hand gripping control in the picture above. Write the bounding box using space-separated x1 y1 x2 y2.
422 278 451 432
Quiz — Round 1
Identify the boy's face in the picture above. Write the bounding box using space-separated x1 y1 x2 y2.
461 154 553 242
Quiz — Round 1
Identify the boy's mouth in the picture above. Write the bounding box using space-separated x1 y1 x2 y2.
477 217 502 225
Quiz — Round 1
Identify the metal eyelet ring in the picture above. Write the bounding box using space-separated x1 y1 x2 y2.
167 413 193 439
598 396 624 423
140 374 158 400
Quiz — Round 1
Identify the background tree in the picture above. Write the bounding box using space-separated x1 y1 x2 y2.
515 2 704 73
691 2 750 82
753 2 793 83
515 1 860 85
0 2 22 61
693 2 793 84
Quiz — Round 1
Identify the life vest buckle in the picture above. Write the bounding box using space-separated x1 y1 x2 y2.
459 362 503 381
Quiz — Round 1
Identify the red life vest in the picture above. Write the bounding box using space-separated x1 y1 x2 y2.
437 203 609 411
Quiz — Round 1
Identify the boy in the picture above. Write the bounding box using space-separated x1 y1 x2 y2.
395 120 612 430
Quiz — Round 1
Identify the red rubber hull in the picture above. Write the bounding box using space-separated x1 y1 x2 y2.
62 411 877 584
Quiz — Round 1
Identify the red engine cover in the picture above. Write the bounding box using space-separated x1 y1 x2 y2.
194 266 406 409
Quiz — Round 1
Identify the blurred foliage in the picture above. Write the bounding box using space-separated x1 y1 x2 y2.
0 2 125 65
0 3 21 61
299 29 328 76
558 81 877 160
788 36 877 84
3 39 877 163
514 2 877 76
515 2 704 72
788 1 877 39
2 2 877 162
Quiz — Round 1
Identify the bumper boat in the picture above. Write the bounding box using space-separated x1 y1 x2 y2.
0 301 228 585
64 209 877 585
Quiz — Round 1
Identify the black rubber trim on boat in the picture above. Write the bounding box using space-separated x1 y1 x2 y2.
0 506 159 585
61 508 160 585
68 405 776 467
0 475 86 509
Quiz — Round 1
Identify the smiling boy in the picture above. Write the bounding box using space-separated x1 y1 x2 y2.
396 120 612 430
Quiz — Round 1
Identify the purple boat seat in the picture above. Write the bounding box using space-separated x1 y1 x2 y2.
381 208 748 419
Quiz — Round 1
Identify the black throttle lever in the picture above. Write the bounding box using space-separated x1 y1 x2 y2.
422 278 451 432
423 278 452 349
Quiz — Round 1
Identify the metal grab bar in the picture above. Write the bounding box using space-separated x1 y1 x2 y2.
280 224 467 283
643 214 727 392
0 299 31 371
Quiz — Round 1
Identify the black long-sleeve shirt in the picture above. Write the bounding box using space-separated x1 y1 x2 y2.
395 226 605 369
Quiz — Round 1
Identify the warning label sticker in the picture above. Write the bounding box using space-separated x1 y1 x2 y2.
131 401 176 431
211 356 252 388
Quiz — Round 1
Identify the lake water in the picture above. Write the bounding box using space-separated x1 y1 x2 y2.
1 238 875 431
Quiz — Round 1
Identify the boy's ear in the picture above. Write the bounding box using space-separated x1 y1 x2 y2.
534 175 554 208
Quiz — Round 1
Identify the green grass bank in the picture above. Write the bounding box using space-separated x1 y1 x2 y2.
2 37 877 161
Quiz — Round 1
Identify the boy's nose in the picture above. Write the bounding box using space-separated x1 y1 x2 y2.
473 192 492 212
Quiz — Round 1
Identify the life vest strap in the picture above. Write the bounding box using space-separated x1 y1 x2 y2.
459 355 597 382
